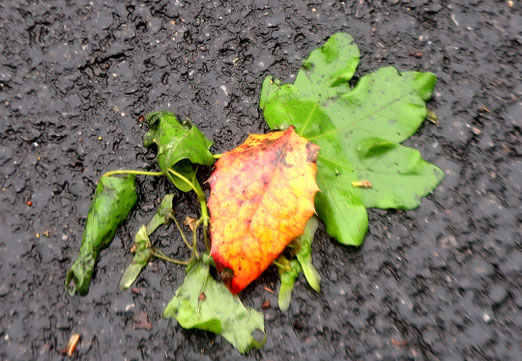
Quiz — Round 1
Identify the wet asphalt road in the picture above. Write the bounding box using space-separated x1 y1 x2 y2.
0 1 520 360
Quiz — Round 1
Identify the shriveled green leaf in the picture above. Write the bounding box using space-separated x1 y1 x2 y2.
261 33 444 246
295 216 321 292
276 257 301 312
144 111 214 192
119 226 152 290
146 193 175 235
120 194 175 290
66 175 137 296
164 257 265 354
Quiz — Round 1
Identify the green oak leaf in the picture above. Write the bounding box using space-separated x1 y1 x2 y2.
261 33 444 246
164 257 265 354
144 111 214 192
66 175 137 296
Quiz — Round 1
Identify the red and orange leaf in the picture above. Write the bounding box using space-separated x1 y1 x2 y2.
208 127 320 294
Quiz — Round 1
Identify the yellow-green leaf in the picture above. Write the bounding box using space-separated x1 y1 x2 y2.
164 257 265 354
261 33 444 246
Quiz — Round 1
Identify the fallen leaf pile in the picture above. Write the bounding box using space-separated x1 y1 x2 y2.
66 33 444 354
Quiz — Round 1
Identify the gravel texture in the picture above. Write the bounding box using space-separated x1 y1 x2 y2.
0 0 520 360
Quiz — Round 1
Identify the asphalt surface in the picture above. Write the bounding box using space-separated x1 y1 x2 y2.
0 1 520 360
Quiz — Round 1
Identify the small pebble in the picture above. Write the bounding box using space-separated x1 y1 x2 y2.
482 313 491 323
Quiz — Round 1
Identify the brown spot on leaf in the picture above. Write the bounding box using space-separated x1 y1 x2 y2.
306 141 319 162
351 180 372 188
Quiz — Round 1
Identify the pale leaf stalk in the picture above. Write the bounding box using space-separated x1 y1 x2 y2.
103 170 164 177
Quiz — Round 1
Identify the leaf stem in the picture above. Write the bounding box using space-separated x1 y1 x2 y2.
103 170 165 177
167 168 202 197
203 225 210 252
213 153 223 159
151 250 189 265
191 218 202 260
167 168 210 227
193 179 210 227
165 172 179 191
166 168 211 260
170 215 193 251
272 260 286 269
